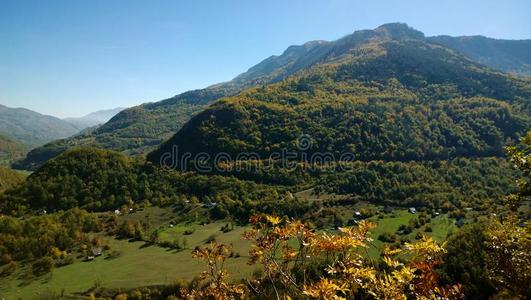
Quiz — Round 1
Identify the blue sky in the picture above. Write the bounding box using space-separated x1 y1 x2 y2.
1 0 530 118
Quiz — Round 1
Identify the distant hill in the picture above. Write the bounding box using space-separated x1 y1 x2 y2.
0 134 28 166
64 107 125 129
0 104 80 146
17 23 531 170
429 35 531 76
14 76 278 169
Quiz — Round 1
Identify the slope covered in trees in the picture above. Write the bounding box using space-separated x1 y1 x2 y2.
149 36 530 164
1 148 297 221
144 24 529 215
0 208 101 272
14 77 270 170
0 167 26 193
8 24 529 218
17 23 531 170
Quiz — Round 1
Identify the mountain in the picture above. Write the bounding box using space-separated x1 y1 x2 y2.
13 70 293 169
428 35 531 76
144 23 530 212
0 134 28 166
231 23 426 85
77 107 126 123
64 107 125 129
16 23 531 170
0 104 81 146
149 23 530 165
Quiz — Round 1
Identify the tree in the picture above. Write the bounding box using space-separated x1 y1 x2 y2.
149 230 160 243
184 215 462 299
484 217 531 297
438 223 494 298
182 243 244 299
483 130 531 297
32 256 54 276
505 130 531 208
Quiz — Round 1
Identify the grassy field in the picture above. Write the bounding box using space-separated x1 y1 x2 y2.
157 221 252 256
366 210 457 258
0 223 255 300
0 207 457 299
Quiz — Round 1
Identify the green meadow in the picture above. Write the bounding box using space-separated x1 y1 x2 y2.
0 226 254 299
0 208 456 299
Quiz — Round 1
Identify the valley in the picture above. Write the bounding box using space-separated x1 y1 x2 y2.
0 205 458 299
0 21 529 299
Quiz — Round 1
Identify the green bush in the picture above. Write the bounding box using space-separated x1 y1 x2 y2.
32 256 54 276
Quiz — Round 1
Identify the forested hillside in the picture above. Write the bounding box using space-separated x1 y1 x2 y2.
0 166 26 193
1 148 305 222
7 23 529 216
17 23 531 170
149 35 530 163
145 24 529 215
1 22 530 299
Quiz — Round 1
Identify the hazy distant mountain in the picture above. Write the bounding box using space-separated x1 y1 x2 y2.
64 107 125 129
428 35 531 76
0 104 80 146
16 23 531 170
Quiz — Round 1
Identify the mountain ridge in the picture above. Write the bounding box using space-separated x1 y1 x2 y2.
0 104 81 146
64 107 125 129
428 35 531 76
147 31 530 168
15 23 531 170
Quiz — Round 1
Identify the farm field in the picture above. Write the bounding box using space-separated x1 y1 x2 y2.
366 210 457 258
0 208 457 299
0 223 254 299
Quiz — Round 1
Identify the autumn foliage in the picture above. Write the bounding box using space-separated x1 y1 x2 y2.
184 215 462 299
